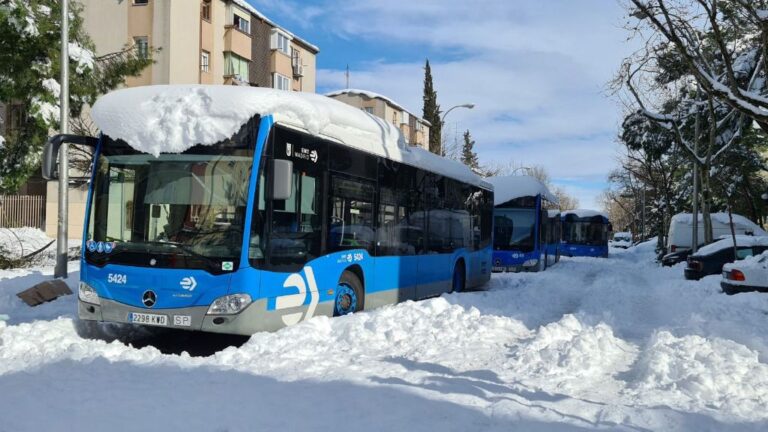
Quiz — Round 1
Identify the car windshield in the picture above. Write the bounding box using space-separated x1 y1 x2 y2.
85 118 258 271
494 208 536 252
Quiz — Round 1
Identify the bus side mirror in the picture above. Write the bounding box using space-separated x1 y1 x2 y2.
41 138 62 180
41 134 99 180
272 159 293 200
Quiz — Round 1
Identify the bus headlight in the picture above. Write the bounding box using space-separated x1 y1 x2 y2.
523 259 539 268
78 282 100 305
207 294 252 315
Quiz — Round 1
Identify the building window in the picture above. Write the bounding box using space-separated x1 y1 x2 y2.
225 52 249 81
271 29 291 55
233 14 251 34
133 0 148 5
201 50 210 72
201 0 211 21
274 73 290 91
134 36 148 59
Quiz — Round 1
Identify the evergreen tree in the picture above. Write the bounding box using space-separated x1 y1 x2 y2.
460 129 479 172
422 59 442 155
0 0 153 192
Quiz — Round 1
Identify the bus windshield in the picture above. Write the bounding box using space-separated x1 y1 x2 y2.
85 119 258 272
493 208 536 252
564 219 608 246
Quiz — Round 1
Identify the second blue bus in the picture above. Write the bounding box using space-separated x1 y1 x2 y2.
561 210 611 258
488 176 560 272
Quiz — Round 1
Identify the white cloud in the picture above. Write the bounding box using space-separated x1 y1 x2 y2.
251 0 635 209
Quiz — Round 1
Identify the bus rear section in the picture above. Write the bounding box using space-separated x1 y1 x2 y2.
65 85 494 336
561 210 611 258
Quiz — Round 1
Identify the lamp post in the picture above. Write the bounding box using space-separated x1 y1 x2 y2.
55 0 69 279
439 103 475 155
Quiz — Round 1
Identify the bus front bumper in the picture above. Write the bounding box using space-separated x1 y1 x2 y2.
78 298 330 335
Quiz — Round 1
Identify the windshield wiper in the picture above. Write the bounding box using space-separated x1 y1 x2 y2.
144 240 223 269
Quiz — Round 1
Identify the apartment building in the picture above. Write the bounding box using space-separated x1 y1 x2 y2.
79 0 318 91
326 89 431 150
35 0 320 239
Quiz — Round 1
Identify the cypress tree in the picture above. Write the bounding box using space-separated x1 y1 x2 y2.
461 130 479 172
422 59 442 155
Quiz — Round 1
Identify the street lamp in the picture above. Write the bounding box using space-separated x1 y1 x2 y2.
441 103 475 123
439 103 475 156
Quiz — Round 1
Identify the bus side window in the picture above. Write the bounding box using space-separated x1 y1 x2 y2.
329 176 375 253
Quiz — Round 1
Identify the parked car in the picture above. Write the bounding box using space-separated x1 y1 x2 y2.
610 232 632 249
684 235 768 280
661 248 692 267
666 212 766 255
721 251 768 295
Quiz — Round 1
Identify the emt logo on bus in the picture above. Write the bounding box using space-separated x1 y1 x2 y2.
276 266 319 325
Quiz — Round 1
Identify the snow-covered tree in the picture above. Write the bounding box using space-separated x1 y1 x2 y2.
627 0 768 131
616 0 768 242
0 0 153 192
460 129 480 173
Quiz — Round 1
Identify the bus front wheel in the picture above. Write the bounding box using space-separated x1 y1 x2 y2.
334 271 364 316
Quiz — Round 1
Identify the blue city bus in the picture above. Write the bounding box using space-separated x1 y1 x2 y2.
488 176 559 272
546 209 562 265
43 86 494 335
561 210 611 258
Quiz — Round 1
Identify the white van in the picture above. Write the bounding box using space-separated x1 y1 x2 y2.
667 212 767 253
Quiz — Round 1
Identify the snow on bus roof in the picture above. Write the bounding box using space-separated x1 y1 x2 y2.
562 209 609 219
90 85 490 189
486 175 558 206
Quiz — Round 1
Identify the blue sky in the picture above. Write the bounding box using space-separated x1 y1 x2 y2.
247 0 635 209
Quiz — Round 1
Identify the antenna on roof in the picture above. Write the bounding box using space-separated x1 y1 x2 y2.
345 64 350 89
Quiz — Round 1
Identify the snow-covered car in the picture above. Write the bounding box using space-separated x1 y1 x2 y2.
661 248 693 267
610 232 632 249
721 251 768 295
685 235 768 280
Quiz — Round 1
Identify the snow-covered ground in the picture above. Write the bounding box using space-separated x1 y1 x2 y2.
1 241 767 431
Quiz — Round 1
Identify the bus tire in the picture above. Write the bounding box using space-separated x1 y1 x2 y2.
451 260 466 293
334 270 364 316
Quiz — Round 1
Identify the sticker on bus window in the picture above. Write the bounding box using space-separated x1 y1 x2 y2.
222 261 234 271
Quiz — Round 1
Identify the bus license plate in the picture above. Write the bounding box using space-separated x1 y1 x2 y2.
129 312 168 326
492 266 506 272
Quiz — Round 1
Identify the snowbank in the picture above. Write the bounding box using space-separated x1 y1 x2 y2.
91 85 490 189
0 228 53 258
632 331 768 418
487 175 558 206
3 233 768 429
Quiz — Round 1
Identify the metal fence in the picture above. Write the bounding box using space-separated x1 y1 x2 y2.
0 195 46 229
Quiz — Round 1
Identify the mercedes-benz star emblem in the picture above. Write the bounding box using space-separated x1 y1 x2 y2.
149 258 157 266
142 290 157 308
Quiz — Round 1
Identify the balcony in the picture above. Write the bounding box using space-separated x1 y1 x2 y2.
224 26 252 61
